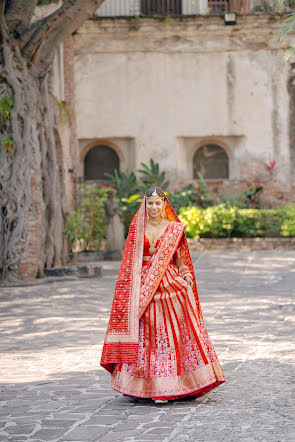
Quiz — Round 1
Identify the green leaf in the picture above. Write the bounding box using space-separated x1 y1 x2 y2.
0 98 15 120
103 169 140 199
277 13 295 42
128 194 140 203
138 158 170 191
1 138 14 154
63 184 108 252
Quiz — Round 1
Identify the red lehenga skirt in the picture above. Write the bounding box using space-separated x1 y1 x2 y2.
111 238 226 400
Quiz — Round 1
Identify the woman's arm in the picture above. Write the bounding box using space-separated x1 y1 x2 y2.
174 240 193 287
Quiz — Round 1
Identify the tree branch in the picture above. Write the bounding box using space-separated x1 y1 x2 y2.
4 1 61 42
21 0 104 77
4 0 39 35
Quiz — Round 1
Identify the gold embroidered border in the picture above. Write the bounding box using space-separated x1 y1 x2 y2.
139 221 186 318
111 361 225 397
105 198 145 344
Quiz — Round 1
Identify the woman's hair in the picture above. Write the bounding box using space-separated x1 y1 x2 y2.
145 186 165 199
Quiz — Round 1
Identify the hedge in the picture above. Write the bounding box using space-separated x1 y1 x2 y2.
178 204 295 238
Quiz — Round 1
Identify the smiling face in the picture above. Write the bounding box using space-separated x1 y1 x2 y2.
146 196 165 219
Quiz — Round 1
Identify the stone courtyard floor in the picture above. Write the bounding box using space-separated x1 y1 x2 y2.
0 251 294 442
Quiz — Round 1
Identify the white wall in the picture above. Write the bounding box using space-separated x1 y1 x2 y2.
73 16 293 191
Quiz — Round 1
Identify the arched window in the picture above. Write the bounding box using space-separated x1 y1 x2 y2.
84 145 120 180
193 144 229 180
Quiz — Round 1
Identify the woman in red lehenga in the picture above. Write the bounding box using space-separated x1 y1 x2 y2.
100 186 226 403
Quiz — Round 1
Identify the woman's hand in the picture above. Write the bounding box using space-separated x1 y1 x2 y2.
184 275 193 287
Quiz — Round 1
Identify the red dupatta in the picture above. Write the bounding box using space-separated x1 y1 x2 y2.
100 193 204 374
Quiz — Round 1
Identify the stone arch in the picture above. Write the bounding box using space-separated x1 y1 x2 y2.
80 140 123 181
193 140 230 180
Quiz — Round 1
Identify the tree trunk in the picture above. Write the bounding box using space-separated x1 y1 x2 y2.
0 0 105 284
0 40 64 283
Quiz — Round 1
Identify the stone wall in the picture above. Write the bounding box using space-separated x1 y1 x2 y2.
72 14 295 206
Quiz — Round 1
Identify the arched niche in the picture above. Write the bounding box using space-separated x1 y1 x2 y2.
193 144 229 180
84 144 120 180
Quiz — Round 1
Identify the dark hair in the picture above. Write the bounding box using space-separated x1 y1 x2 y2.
145 186 165 199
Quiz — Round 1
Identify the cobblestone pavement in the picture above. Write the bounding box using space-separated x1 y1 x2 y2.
0 251 295 442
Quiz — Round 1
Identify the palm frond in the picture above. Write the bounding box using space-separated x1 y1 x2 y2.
277 13 295 42
138 158 170 191
282 43 295 61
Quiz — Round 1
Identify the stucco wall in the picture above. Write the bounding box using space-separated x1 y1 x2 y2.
73 15 294 203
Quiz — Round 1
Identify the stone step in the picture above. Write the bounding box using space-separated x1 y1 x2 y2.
44 264 103 278
68 251 105 262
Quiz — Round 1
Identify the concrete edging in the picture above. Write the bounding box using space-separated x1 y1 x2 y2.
186 237 295 251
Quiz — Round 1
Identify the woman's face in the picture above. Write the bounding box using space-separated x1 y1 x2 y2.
146 196 164 218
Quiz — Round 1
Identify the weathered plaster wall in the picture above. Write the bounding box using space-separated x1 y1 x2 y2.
73 15 294 204
60 36 80 214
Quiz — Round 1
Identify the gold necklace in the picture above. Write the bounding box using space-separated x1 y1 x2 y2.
147 217 164 226
145 220 167 255
146 232 158 255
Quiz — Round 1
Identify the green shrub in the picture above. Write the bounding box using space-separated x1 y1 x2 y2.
180 204 238 238
63 184 108 251
259 209 286 237
281 205 295 236
166 184 198 213
219 186 263 209
219 191 248 208
178 206 207 238
235 208 288 237
179 204 295 238
235 209 262 237
204 204 238 237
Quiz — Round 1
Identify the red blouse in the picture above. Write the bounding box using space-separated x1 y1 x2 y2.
143 235 177 267
143 234 160 256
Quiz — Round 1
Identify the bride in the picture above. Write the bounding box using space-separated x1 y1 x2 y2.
100 186 226 403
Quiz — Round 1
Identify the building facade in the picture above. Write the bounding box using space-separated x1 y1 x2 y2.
55 1 295 207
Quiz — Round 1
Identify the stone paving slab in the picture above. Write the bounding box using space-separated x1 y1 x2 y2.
0 251 294 442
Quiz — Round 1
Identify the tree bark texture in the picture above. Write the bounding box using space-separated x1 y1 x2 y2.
0 0 104 284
